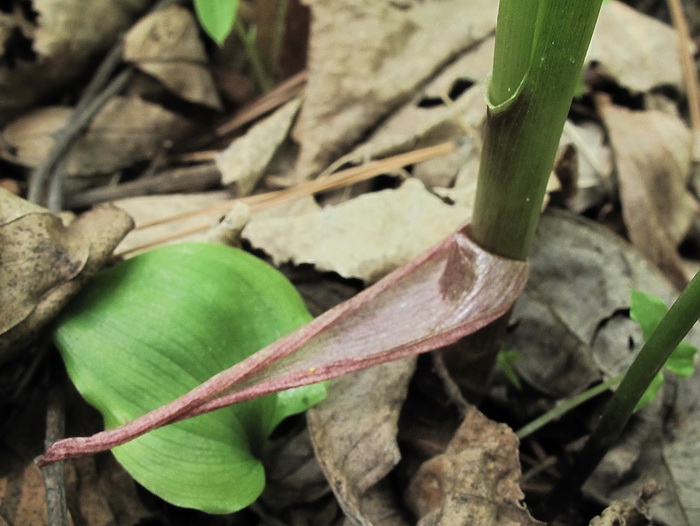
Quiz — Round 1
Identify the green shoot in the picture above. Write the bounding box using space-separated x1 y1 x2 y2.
631 289 697 410
193 0 239 44
496 349 522 390
546 270 700 515
472 0 603 260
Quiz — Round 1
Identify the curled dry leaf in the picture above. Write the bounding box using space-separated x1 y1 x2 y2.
124 5 222 109
41 224 528 464
406 406 543 526
509 210 684 398
587 1 691 93
0 189 133 364
588 502 650 526
598 98 695 289
293 0 497 179
216 98 302 195
0 0 151 124
2 96 191 190
244 179 469 283
307 358 416 525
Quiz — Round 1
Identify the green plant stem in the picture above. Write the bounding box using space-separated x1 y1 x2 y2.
236 20 275 93
543 269 700 517
490 0 539 105
471 0 603 260
516 375 622 440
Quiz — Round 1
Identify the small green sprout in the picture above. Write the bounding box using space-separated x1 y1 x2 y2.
631 289 697 410
496 349 522 390
193 0 239 44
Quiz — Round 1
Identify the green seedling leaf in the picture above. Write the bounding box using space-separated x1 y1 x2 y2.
52 242 326 513
42 226 528 466
194 0 239 44
630 289 698 411
497 349 522 390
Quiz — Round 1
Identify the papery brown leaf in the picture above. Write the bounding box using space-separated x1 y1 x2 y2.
244 179 468 282
405 406 543 526
0 0 151 124
598 97 695 289
124 5 222 109
2 97 191 191
41 225 527 464
307 358 416 525
293 0 497 179
0 190 133 364
587 1 690 94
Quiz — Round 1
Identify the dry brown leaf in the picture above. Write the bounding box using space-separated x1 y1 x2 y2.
0 0 151 124
124 5 222 109
599 98 695 289
293 0 497 179
307 358 415 526
0 190 133 363
588 502 651 526
2 96 191 190
406 406 543 526
587 1 691 93
216 98 302 195
342 38 492 168
508 210 685 398
243 179 469 282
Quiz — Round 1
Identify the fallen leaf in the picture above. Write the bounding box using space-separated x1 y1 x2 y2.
0 0 151 124
588 501 651 526
587 1 691 93
509 209 684 398
406 406 543 526
599 97 695 289
124 5 222 109
261 428 332 513
41 223 528 463
293 0 497 179
342 41 491 167
2 96 192 191
307 358 416 525
0 190 133 364
217 98 302 195
243 179 469 283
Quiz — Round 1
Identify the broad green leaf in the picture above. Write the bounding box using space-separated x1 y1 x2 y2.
53 242 326 513
630 289 698 411
194 0 239 45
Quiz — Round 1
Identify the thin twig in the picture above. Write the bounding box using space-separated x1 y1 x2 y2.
666 0 700 159
29 68 133 208
66 163 221 208
42 359 68 526
185 70 307 150
116 141 457 256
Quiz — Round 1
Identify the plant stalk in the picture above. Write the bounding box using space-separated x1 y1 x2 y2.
472 0 603 260
543 268 700 517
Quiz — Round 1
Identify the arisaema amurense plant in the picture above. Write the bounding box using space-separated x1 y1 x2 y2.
41 0 700 519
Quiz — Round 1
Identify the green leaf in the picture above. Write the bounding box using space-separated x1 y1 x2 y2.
630 289 698 411
53 243 326 513
496 349 522 390
630 289 667 341
194 0 239 45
